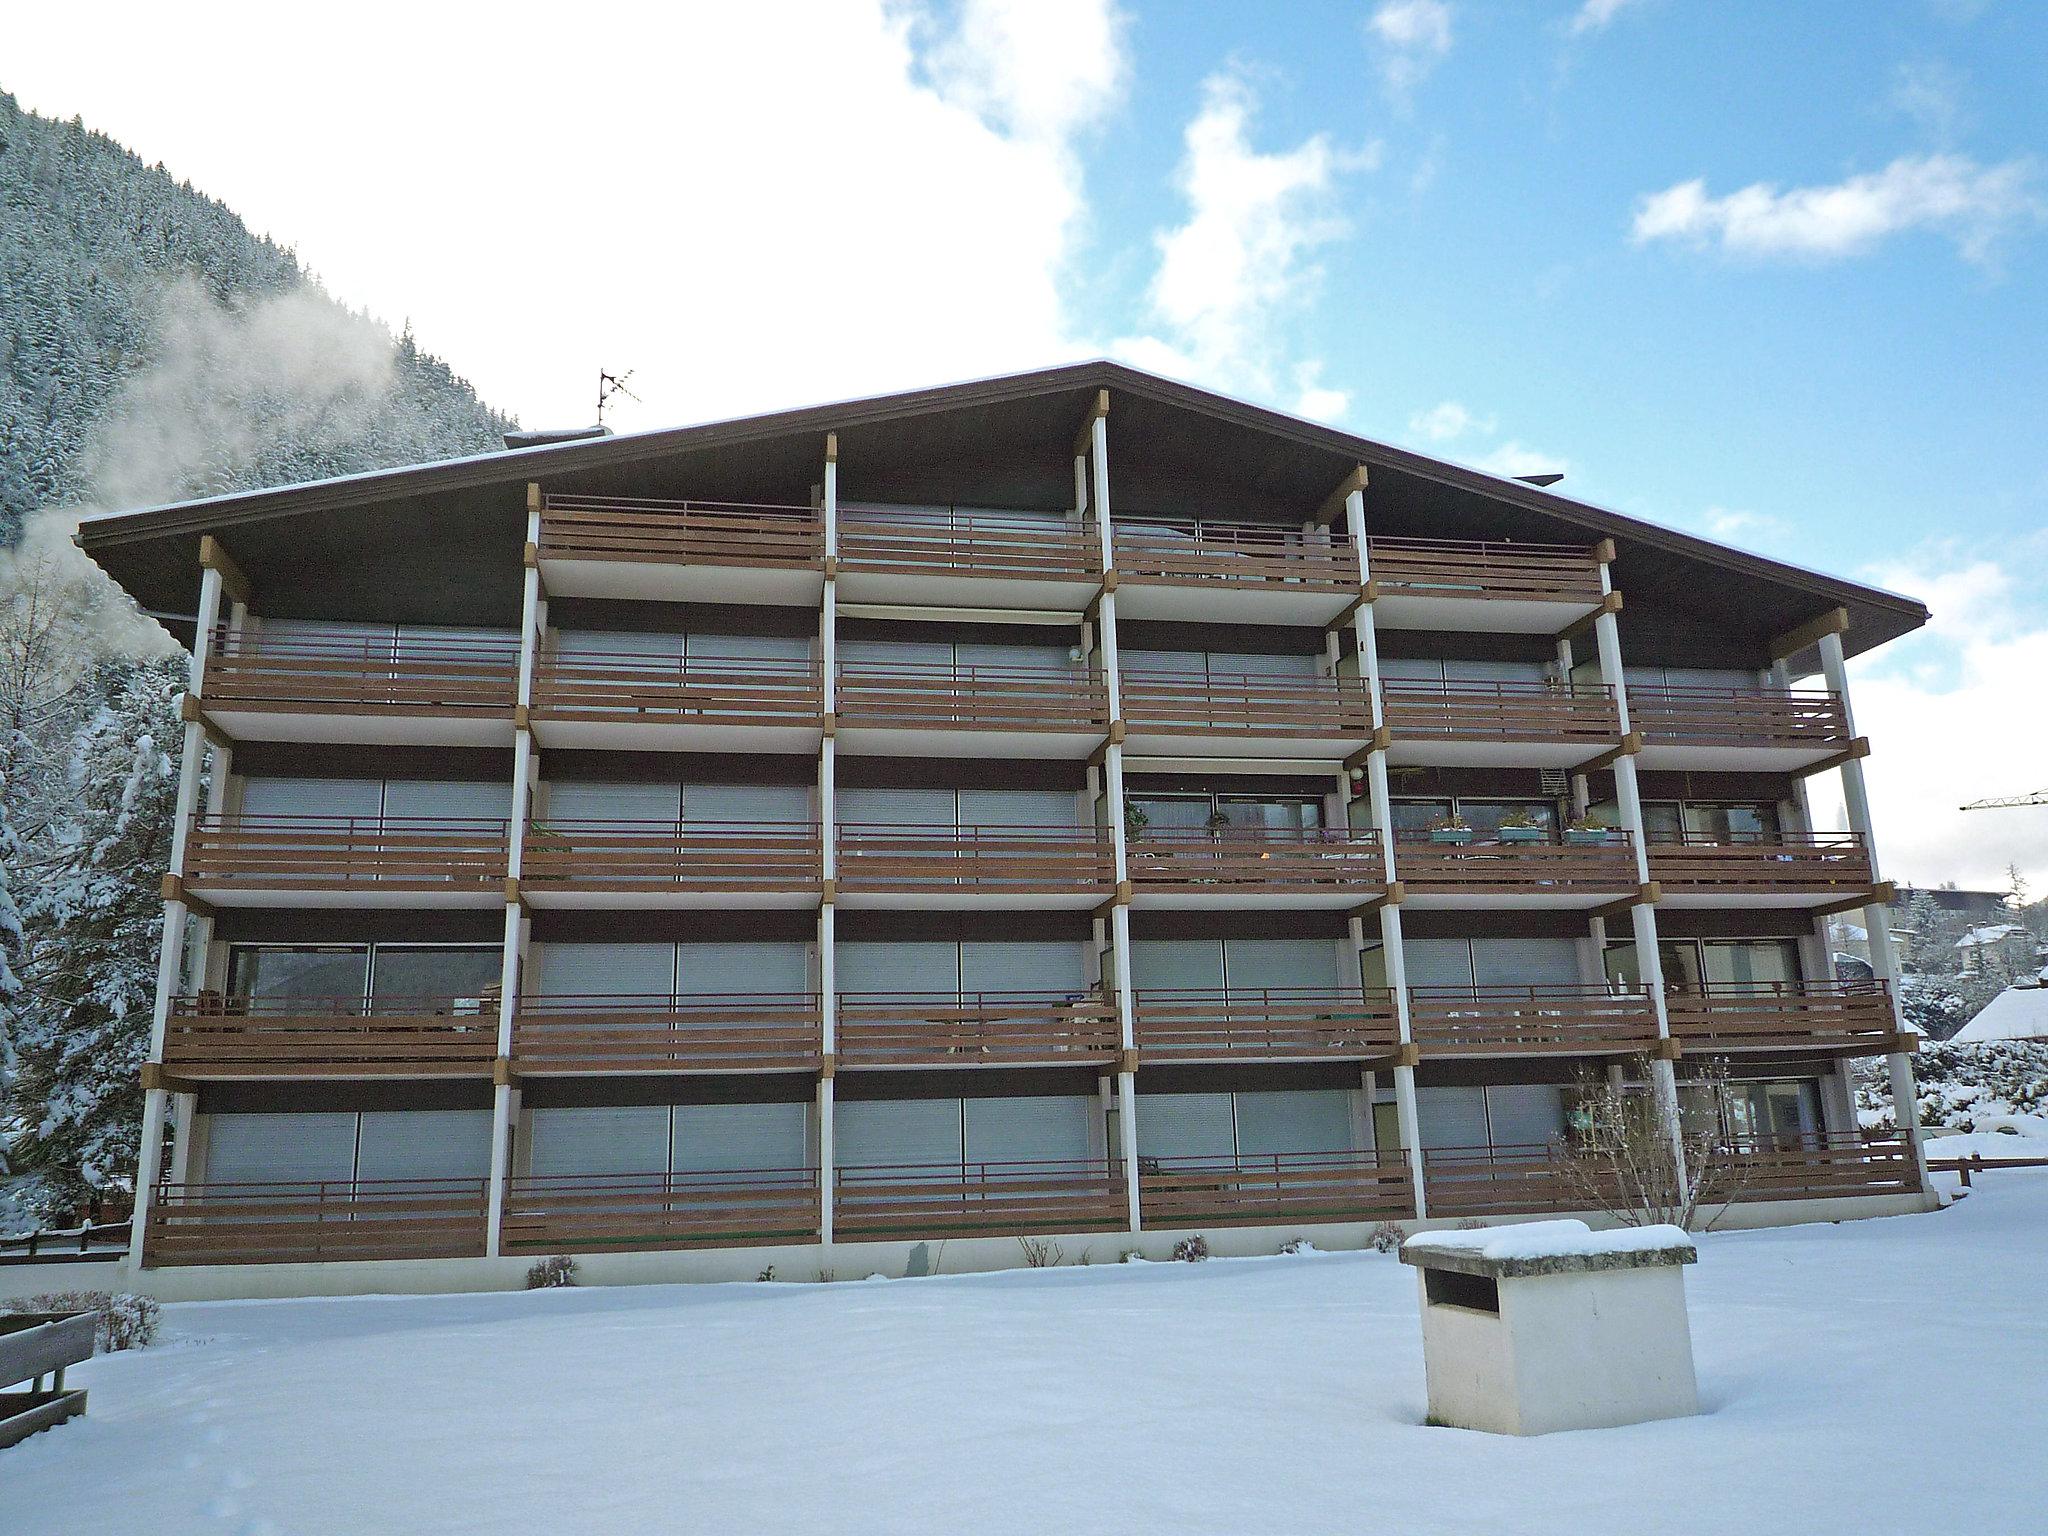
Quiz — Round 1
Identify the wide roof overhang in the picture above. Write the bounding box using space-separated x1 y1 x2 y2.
75 360 1926 664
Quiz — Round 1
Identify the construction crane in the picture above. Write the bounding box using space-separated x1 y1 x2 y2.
1960 789 2048 811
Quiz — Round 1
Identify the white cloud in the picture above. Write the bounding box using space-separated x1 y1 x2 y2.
1476 441 1568 478
1113 70 1369 407
1367 0 1454 102
1292 362 1350 423
1408 400 1493 442
1569 0 1645 35
1890 59 1969 143
1701 507 1786 546
1 1 1129 430
1811 547 2048 890
1631 154 2043 264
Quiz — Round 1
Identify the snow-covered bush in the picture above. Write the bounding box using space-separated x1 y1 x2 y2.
5 1289 160 1351
524 1255 578 1289
1365 1221 1405 1254
1171 1235 1209 1263
1278 1238 1317 1256
1856 1041 2048 1133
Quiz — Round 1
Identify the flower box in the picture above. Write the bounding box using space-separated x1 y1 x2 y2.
1428 827 1474 846
1496 826 1548 845
1563 827 1613 847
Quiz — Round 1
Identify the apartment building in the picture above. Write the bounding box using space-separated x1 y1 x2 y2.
78 363 1934 1294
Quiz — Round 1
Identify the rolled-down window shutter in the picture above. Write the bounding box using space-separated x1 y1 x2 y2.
956 789 1080 827
1134 1092 1236 1160
1232 1089 1356 1158
963 1095 1095 1165
524 1106 669 1178
554 629 687 669
1129 940 1226 992
201 1112 357 1186
670 1103 809 1174
1403 939 1477 991
836 941 960 997
1469 939 1583 990
959 941 1086 995
238 777 382 820
356 1110 494 1181
677 942 811 996
541 782 681 823
382 779 514 821
837 788 956 827
683 783 811 824
833 1099 962 1167
1416 1086 1489 1150
1485 1085 1566 1152
1224 938 1343 993
528 943 675 997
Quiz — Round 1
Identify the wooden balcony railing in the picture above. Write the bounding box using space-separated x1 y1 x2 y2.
1406 985 1660 1056
1126 827 1386 897
144 1178 489 1266
1663 981 1897 1053
1365 536 1605 605
521 820 823 896
1627 684 1850 752
162 994 499 1077
184 815 509 895
833 1159 1127 1238
1393 833 1638 898
514 994 823 1073
1647 831 1874 895
1112 519 1357 591
1422 1145 1614 1217
501 1169 822 1252
835 824 1115 899
1137 1150 1415 1228
835 660 1109 735
204 626 517 718
1120 669 1375 738
538 495 824 571
1379 678 1619 745
530 651 822 726
837 508 1099 582
1132 988 1399 1061
836 992 1120 1067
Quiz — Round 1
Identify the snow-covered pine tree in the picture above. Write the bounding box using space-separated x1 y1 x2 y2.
5 656 184 1221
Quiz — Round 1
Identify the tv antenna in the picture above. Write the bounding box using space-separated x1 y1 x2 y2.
597 369 640 425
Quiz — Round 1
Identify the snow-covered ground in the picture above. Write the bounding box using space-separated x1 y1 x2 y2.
6 1176 2046 1535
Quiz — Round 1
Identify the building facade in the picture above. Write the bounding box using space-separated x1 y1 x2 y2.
80 364 1934 1295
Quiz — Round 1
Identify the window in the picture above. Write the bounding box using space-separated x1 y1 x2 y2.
1128 792 1325 834
1635 800 1781 844
1604 938 1801 993
227 944 499 1005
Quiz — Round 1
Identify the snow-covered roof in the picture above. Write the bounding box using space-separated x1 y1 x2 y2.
1951 984 2048 1044
1957 924 2027 949
1405 1220 1691 1261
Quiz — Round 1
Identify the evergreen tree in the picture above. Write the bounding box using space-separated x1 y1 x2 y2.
6 658 183 1220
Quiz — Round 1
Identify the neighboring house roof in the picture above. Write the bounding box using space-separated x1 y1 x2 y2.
72 359 1930 657
1957 924 2028 950
1892 887 2015 917
1952 984 2048 1044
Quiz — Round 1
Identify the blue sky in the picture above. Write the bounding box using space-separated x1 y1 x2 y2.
8 0 2046 885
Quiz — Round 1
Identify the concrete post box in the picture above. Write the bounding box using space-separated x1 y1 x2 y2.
1400 1219 1699 1436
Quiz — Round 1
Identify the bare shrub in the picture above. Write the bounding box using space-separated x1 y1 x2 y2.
1171 1235 1210 1262
1548 1054 1749 1230
1017 1236 1065 1268
1364 1221 1406 1254
523 1255 579 1289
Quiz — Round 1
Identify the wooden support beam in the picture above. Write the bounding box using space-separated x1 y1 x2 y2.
1885 1031 1919 1054
819 1052 837 1081
492 1056 521 1088
197 534 252 607
1073 388 1110 457
522 540 540 570
1324 583 1378 632
1091 881 1134 921
178 694 232 750
140 1063 197 1095
1591 882 1660 922
1651 1037 1684 1062
1314 464 1369 526
824 432 839 464
820 878 838 907
160 874 215 920
1591 538 1616 566
1794 738 1871 779
1575 730 1643 776
820 712 837 739
1391 1042 1421 1069
1770 605 1850 662
1557 590 1623 644
1812 881 1895 919
822 555 840 580
1342 725 1394 771
527 482 542 517
1347 883 1403 920
1117 1047 1141 1075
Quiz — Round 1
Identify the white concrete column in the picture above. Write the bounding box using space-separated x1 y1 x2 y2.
1816 628 1927 1185
819 434 840 1245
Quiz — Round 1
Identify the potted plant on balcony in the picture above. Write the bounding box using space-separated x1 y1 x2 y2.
1426 813 1473 846
1497 808 1549 845
1563 813 1613 847
1124 802 1151 840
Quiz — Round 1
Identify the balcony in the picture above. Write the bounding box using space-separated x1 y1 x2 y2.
1663 981 1898 1054
834 824 1115 908
183 814 509 907
513 994 823 1074
1629 684 1851 771
1422 1146 1596 1218
833 1160 1127 1239
202 626 516 746
1132 988 1399 1063
162 993 499 1079
835 659 1110 759
1649 832 1876 907
1137 1150 1415 1229
529 650 823 753
1394 831 1639 909
536 495 825 605
1120 669 1376 759
1127 827 1387 908
520 820 823 908
1111 519 1359 624
1379 678 1620 767
1406 985 1660 1057
1366 537 1606 633
500 1170 822 1253
143 1178 489 1266
836 508 1101 609
836 992 1120 1068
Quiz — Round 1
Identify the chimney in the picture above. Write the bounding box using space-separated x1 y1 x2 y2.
503 425 612 450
